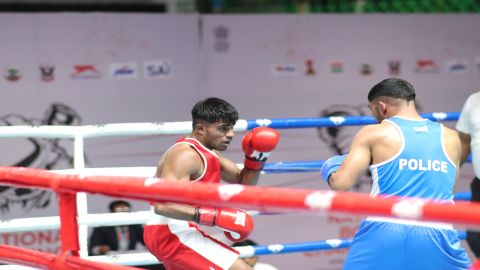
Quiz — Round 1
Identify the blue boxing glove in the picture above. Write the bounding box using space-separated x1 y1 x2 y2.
320 155 346 183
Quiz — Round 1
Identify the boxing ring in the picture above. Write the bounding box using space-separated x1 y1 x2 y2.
0 112 477 269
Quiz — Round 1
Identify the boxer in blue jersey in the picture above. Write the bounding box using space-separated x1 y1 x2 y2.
321 78 471 270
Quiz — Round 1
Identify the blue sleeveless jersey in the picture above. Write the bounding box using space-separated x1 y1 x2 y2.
343 116 470 270
369 116 456 201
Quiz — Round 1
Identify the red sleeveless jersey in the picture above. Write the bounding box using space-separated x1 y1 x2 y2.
175 137 221 183
148 137 221 206
144 138 239 269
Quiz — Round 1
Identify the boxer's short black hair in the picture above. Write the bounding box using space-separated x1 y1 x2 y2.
368 78 416 102
191 97 239 126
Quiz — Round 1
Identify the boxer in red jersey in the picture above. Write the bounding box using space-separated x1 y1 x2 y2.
144 97 279 270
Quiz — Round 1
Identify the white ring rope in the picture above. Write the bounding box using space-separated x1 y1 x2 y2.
0 211 152 233
0 121 249 139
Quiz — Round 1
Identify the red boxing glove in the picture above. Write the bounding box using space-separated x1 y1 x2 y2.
194 207 254 242
242 127 280 170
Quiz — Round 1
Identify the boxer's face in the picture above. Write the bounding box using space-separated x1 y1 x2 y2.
199 121 234 151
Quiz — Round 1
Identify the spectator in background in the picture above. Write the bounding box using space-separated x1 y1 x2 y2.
88 200 144 256
232 239 280 270
456 91 480 258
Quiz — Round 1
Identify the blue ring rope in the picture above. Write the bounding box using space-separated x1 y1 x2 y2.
454 192 472 201
246 112 460 129
263 156 472 174
251 239 352 256
245 231 466 256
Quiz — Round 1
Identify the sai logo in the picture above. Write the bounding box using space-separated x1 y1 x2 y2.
143 60 172 79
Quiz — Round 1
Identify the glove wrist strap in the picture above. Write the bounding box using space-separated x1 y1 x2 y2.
194 206 216 226
244 158 265 171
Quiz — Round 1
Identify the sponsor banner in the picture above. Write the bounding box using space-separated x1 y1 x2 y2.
213 25 230 53
304 59 316 76
414 59 439 73
39 64 55 82
71 64 101 79
109 62 139 79
447 59 469 73
359 63 372 76
3 67 22 82
388 60 401 76
330 61 344 74
143 60 172 79
272 64 299 76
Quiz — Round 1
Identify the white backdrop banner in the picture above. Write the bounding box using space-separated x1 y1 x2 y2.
0 13 479 269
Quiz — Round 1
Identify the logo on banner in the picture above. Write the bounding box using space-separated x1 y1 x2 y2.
305 59 316 75
109 62 138 79
0 103 81 215
330 61 343 74
214 25 230 53
272 64 298 76
71 65 101 79
360 63 372 76
40 64 55 82
446 59 468 73
143 60 172 79
388 60 401 76
414 59 439 73
4 67 22 82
